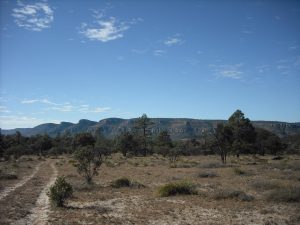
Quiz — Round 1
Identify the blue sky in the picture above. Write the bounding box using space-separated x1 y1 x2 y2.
0 0 300 129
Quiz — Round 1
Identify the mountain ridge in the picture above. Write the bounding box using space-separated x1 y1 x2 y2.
1 118 300 140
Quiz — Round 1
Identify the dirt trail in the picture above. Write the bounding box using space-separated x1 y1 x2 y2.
0 159 57 225
15 161 58 225
0 162 43 200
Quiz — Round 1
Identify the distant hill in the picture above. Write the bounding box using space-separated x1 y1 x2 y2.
1 118 300 140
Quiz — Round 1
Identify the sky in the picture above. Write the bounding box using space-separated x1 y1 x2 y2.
0 0 300 129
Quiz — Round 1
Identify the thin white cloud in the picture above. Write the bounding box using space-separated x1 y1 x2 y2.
79 106 110 113
153 49 166 57
131 49 148 54
0 115 59 129
0 106 10 113
256 64 270 73
80 17 129 42
276 56 300 75
242 30 253 34
12 2 54 31
21 99 59 105
80 9 141 42
210 63 244 79
289 45 298 51
50 104 74 112
164 36 183 46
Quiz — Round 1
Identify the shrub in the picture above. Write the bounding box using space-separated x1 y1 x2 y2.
73 147 103 184
111 177 130 188
157 181 197 197
233 167 246 175
0 173 18 180
110 177 145 188
198 161 224 169
267 186 300 202
198 171 217 178
48 176 73 207
213 189 254 201
251 180 279 191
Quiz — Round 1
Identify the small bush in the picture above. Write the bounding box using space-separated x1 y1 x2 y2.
111 177 131 188
198 161 224 169
233 167 246 175
213 189 254 201
157 181 197 197
0 173 18 180
267 186 300 202
252 180 279 191
110 177 145 188
48 176 73 207
198 171 217 178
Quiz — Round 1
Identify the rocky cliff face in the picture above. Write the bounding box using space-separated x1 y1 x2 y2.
2 118 300 139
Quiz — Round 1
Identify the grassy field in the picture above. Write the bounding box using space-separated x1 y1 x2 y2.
1 154 300 225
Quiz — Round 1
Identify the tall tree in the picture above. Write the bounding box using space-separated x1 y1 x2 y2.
117 132 138 157
228 110 256 155
74 132 96 148
134 113 154 156
212 123 233 164
155 130 173 157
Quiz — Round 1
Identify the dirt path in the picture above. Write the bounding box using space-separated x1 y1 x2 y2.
18 162 58 225
0 159 57 225
0 162 43 200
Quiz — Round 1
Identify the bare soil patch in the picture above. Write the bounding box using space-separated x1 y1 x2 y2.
0 158 56 225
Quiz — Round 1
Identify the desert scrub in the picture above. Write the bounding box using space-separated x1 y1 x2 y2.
48 176 73 207
267 186 300 202
157 181 197 197
198 171 217 178
111 177 145 188
251 180 280 191
198 161 224 169
213 189 254 201
0 173 18 180
111 177 130 188
233 167 247 175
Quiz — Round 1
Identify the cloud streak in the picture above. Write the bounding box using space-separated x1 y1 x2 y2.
21 99 59 105
164 35 183 46
210 63 244 79
0 115 60 129
12 2 54 31
21 99 110 114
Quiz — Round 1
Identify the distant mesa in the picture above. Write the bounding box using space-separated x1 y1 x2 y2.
1 118 300 140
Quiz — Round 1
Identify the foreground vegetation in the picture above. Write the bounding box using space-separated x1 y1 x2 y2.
1 110 300 224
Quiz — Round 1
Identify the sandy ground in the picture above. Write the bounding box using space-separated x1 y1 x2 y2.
48 154 300 225
1 154 300 225
0 162 42 200
15 161 58 225
0 158 57 225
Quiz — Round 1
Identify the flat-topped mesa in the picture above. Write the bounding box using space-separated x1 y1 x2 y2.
1 118 300 140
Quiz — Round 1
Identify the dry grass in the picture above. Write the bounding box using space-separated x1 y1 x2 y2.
157 181 197 197
1 154 300 224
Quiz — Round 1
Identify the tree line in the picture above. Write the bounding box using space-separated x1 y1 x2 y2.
0 110 298 163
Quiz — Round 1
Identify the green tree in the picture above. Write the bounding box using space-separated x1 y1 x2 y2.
265 134 284 156
228 110 256 155
255 128 272 155
38 134 53 156
155 130 173 157
73 147 103 184
117 132 138 157
74 132 95 148
134 113 154 156
212 123 233 164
